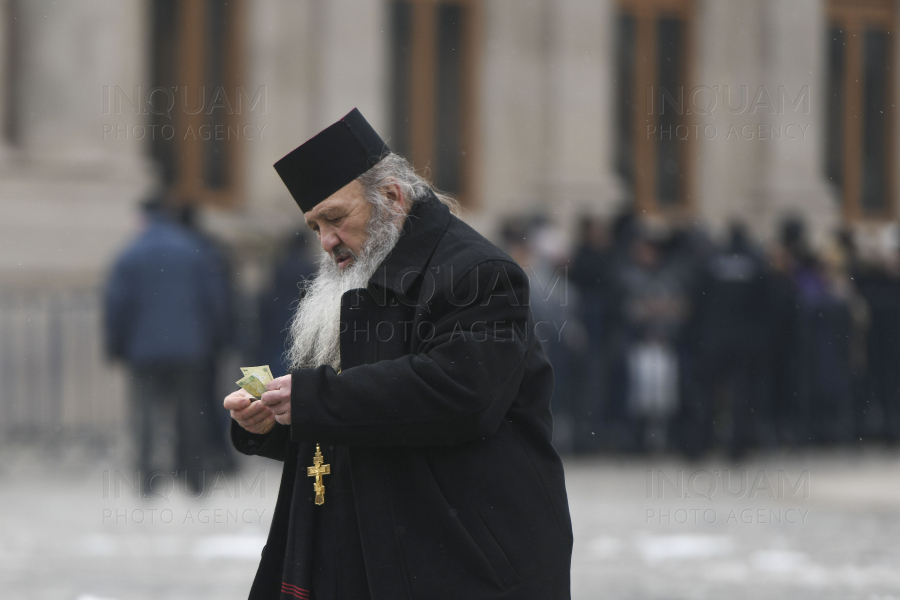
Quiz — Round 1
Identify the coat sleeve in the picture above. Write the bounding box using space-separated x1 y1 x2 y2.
289 259 532 447
230 420 293 461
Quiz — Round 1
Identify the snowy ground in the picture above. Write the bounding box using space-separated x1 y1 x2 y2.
567 449 900 600
2 442 900 600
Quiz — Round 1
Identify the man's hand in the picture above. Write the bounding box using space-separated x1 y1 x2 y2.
260 375 292 425
224 390 276 435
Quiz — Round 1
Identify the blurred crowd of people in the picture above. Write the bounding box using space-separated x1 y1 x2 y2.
505 210 900 459
105 197 900 490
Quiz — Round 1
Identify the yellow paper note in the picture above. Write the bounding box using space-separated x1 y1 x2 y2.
240 365 273 384
236 373 267 399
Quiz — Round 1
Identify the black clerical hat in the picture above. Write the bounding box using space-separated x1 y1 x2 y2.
273 108 391 212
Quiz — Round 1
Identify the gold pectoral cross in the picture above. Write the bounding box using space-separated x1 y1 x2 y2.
307 444 330 505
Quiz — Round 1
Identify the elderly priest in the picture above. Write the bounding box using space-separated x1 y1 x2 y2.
223 109 573 600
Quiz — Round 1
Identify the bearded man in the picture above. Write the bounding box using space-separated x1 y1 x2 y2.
223 109 572 600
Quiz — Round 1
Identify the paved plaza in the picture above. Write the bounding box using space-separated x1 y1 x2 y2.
2 443 900 600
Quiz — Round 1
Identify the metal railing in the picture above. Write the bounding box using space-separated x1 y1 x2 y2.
0 286 127 443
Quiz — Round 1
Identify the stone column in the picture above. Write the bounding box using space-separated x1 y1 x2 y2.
236 0 318 228
0 0 154 281
11 0 149 173
757 0 837 247
477 0 548 233
312 0 388 134
692 0 768 241
542 0 623 228
691 0 836 246
0 0 155 441
477 0 623 239
234 0 388 233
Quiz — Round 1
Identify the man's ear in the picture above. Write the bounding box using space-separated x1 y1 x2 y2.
382 179 405 212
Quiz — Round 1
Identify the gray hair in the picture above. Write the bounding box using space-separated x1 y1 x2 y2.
357 152 461 216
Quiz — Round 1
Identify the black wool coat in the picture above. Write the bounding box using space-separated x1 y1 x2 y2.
232 194 573 600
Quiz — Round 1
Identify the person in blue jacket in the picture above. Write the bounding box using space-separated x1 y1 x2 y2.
104 196 230 493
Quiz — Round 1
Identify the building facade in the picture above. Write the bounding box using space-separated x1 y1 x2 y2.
0 0 896 439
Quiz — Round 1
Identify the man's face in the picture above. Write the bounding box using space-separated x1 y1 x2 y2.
304 180 373 270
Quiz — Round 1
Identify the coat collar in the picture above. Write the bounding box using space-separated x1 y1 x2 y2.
367 191 451 298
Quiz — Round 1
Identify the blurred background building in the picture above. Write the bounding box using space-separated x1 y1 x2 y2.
1 0 898 452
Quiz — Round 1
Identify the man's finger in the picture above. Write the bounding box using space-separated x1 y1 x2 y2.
224 398 250 411
259 391 286 407
235 411 269 429
232 402 269 421
224 392 253 410
248 408 274 424
231 401 260 417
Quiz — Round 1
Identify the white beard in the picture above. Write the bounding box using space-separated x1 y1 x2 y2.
285 205 403 371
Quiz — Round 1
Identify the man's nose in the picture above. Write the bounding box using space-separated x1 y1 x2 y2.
320 229 341 255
